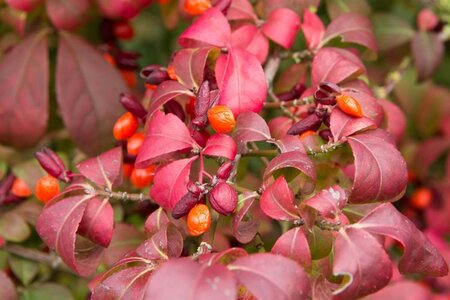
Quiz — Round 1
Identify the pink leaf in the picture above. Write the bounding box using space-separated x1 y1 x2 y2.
230 24 269 63
270 136 306 154
264 151 316 186
103 223 145 267
330 108 376 142
144 207 170 235
303 185 347 218
268 116 293 139
301 10 325 49
0 271 17 300
260 176 300 221
366 280 432 300
146 258 237 300
171 47 216 90
150 157 198 209
333 227 392 299
76 147 123 190
0 31 48 149
136 224 183 260
78 198 114 247
147 81 195 118
226 0 257 21
262 8 300 49
202 134 237 160
379 99 406 143
229 253 311 300
271 227 311 268
232 192 259 244
56 32 127 155
46 0 89 30
179 8 231 48
312 47 365 86
347 130 408 203
135 112 197 168
215 47 267 115
320 13 377 53
233 112 271 144
412 31 444 81
353 203 449 276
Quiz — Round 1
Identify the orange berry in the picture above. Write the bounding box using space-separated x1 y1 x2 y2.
299 130 316 141
35 175 60 203
187 204 211 236
113 112 139 141
336 94 363 118
410 187 433 210
103 53 116 67
184 0 211 15
121 70 137 89
167 65 177 81
127 132 145 156
145 83 157 91
113 21 134 40
130 165 155 188
207 105 236 133
10 178 32 198
123 163 134 178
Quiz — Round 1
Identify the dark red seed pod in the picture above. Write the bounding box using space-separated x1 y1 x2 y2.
0 174 14 197
323 113 331 127
313 89 337 105
145 69 169 85
195 80 211 117
209 182 237 215
287 113 323 136
315 108 328 118
319 129 333 141
276 83 306 102
119 93 147 120
217 161 233 180
115 51 140 70
172 192 200 219
187 181 201 196
319 82 340 94
2 194 23 205
35 148 70 183
213 0 232 14
99 18 116 43
164 100 186 122
140 65 163 79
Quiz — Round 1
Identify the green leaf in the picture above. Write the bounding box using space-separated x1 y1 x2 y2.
373 13 414 51
8 256 38 286
20 283 73 300
0 212 30 242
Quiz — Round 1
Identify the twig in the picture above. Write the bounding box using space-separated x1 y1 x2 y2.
373 57 411 99
95 189 151 202
241 149 278 157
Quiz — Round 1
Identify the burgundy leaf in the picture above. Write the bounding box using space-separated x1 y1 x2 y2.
270 136 306 154
353 203 449 276
347 130 408 203
340 89 384 126
202 134 237 160
146 258 237 299
36 195 103 276
312 47 365 86
136 224 183 260
103 223 145 267
233 112 271 144
320 13 377 53
379 99 406 143
0 271 17 300
76 147 123 189
412 31 444 81
303 185 347 218
147 80 195 118
171 47 216 90
135 111 198 167
215 47 267 115
260 176 300 221
56 32 126 155
271 227 312 268
261 8 300 49
268 116 293 139
230 24 269 63
330 108 376 142
229 253 311 300
179 8 231 48
301 10 325 49
144 207 170 235
232 192 259 244
333 227 392 299
46 0 89 30
150 157 198 209
226 0 257 21
78 197 114 247
0 31 48 148
414 138 450 180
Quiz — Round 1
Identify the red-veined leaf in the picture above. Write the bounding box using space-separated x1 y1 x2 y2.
301 10 325 49
78 197 114 247
233 111 271 144
136 224 183 260
330 108 376 142
144 207 170 235
270 136 306 154
103 223 145 267
379 99 406 143
150 157 198 209
0 270 17 300
202 134 237 160
303 185 347 218
412 31 444 81
271 227 311 268
46 0 89 30
261 8 300 49
0 31 48 148
226 0 257 21
230 24 269 63
232 192 260 244
147 80 195 118
260 176 300 221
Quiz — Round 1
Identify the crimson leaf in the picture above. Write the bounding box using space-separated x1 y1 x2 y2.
260 176 300 221
303 185 347 218
78 197 114 248
230 24 269 63
147 80 195 118
202 134 237 160
233 111 271 144
136 224 183 260
261 8 300 49
330 108 376 142
271 227 312 269
232 192 260 244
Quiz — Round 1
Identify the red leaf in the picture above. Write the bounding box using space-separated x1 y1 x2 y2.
268 116 293 139
36 195 102 276
262 8 300 49
226 0 257 21
136 224 183 260
301 10 325 49
379 99 406 143
333 227 392 299
78 198 114 247
144 207 170 235
412 31 444 81
340 89 384 126
330 108 376 142
179 8 231 48
0 31 48 148
230 24 269 63
366 280 432 300
56 32 127 155
103 223 145 267
312 47 365 86
233 111 271 144
5 0 43 12
303 185 347 218
171 47 217 90
353 203 449 276
147 80 195 118
271 227 311 268
200 248 248 265
150 157 198 209
347 130 408 203
202 134 237 160
229 253 310 300
270 136 306 154
46 0 89 30
215 47 267 115
76 147 123 190
0 271 17 300
146 258 237 299
260 176 299 221
232 192 259 244
415 138 450 180
135 112 197 168
320 13 377 53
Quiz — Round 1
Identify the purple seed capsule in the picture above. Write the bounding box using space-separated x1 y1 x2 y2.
319 82 340 94
217 161 233 180
35 148 70 183
287 113 323 136
164 100 186 122
172 192 200 219
145 69 169 85
119 93 147 120
319 129 333 141
209 182 237 216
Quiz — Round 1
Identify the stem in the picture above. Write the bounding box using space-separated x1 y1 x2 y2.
264 53 281 88
199 153 204 183
241 149 278 157
95 189 151 202
264 96 314 108
373 57 410 99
